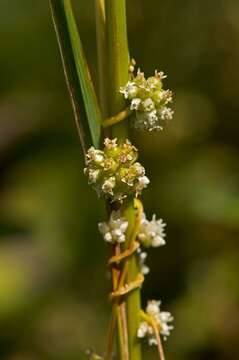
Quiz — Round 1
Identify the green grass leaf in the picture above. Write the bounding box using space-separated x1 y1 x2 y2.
50 0 101 149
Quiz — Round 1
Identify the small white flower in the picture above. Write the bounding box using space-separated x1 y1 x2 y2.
88 169 100 183
155 70 167 79
142 98 155 112
159 312 174 339
137 300 174 345
104 138 118 149
129 58 136 73
146 300 174 340
86 147 104 164
153 89 173 105
137 247 150 275
132 162 145 176
138 214 166 248
120 81 138 99
147 76 162 90
102 176 116 195
130 98 142 111
146 300 161 317
137 321 149 338
147 110 160 130
104 232 113 242
95 154 104 163
159 106 174 120
136 68 145 80
133 110 162 132
161 90 173 104
98 210 128 244
136 176 150 192
142 265 150 275
148 336 158 346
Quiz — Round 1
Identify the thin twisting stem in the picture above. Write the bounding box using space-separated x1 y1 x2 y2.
106 305 117 359
110 273 144 299
106 244 127 360
123 198 144 360
140 310 166 360
102 107 132 128
109 241 140 265
120 303 129 360
106 200 144 358
153 327 166 360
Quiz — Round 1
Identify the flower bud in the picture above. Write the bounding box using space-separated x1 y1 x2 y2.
120 62 174 131
138 213 166 248
98 210 128 244
137 300 174 344
84 138 149 201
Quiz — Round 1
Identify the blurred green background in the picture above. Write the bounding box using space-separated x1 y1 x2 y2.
0 0 239 359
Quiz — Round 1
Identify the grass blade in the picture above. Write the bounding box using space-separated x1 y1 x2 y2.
50 0 101 149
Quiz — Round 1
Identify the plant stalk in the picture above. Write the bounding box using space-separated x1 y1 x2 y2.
102 107 132 128
96 0 142 358
140 310 165 360
95 1 130 358
105 0 129 141
104 1 142 358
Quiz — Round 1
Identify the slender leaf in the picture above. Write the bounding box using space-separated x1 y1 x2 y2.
50 0 101 149
94 0 108 118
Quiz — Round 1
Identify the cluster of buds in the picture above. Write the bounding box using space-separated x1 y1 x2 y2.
137 213 166 275
138 213 166 248
120 65 173 131
98 210 128 244
137 300 174 344
84 138 150 201
137 247 150 275
98 209 166 277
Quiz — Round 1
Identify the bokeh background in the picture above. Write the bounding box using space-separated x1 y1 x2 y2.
0 0 239 359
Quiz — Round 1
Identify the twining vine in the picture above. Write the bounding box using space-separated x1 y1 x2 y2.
84 62 174 359
50 1 174 358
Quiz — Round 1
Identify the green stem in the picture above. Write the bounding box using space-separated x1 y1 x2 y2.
105 0 129 141
108 244 129 360
95 0 128 358
104 1 142 358
102 107 132 128
96 0 142 358
123 199 142 360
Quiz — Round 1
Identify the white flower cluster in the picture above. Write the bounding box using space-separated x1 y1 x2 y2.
98 209 166 271
98 210 128 244
137 300 174 344
84 138 150 201
138 213 166 248
120 67 173 131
